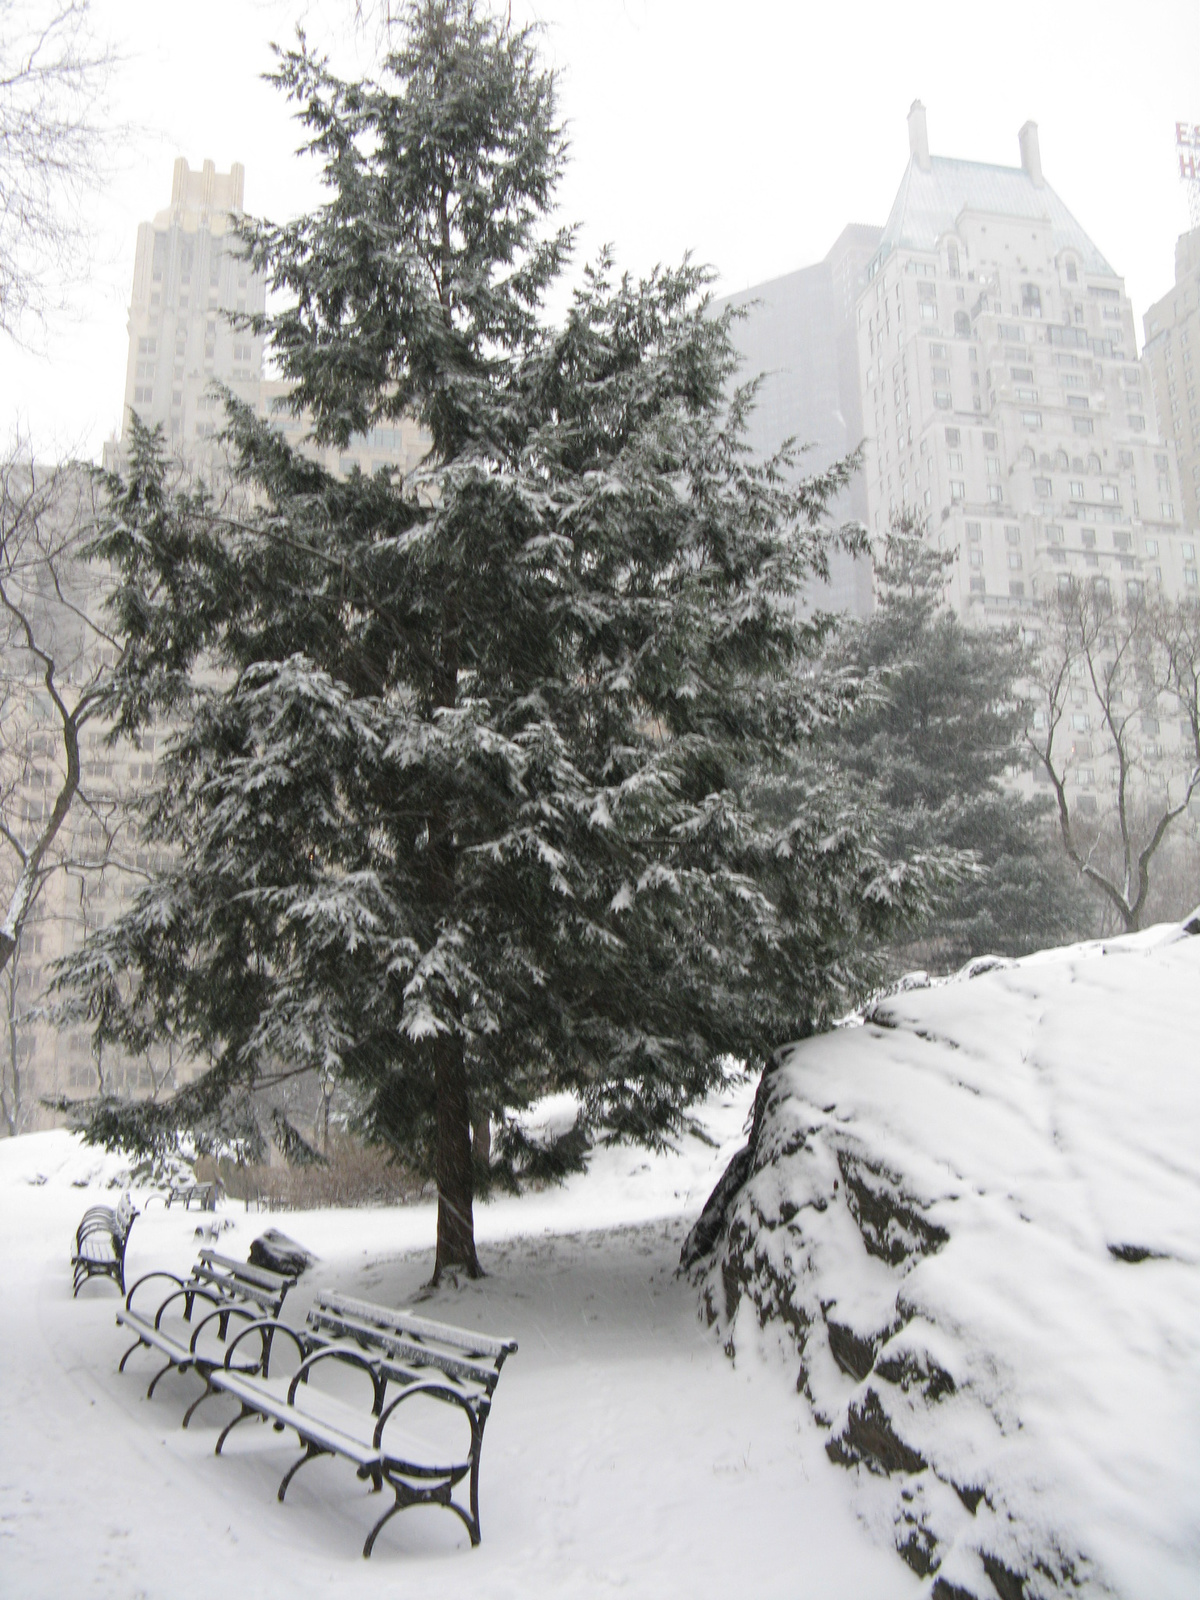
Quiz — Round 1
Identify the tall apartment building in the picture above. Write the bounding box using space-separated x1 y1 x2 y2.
1144 227 1200 543
118 158 266 457
857 103 1190 622
720 225 881 618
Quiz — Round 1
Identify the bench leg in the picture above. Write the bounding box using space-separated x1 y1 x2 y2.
215 1403 257 1456
363 1477 480 1558
118 1336 147 1374
146 1357 186 1400
278 1441 328 1503
181 1379 217 1430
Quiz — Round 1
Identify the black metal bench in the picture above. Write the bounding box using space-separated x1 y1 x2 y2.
72 1193 138 1296
115 1249 297 1408
203 1291 517 1555
145 1179 223 1211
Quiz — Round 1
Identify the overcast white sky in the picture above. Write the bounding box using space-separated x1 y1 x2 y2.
6 0 1199 461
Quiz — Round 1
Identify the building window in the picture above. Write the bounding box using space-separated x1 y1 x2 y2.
966 521 982 541
1187 569 1199 588
1070 481 1085 499
1145 538 1158 556
1035 477 1052 497
934 391 952 409
1022 411 1042 430
1022 285 1042 316
1016 388 1038 403
1101 486 1119 503
969 549 983 568
1065 259 1078 283
988 485 1003 503
1162 503 1176 518
948 451 963 470
1007 552 1023 569
1009 580 1025 597
954 311 970 335
1045 524 1064 544
1073 417 1094 435
950 480 965 502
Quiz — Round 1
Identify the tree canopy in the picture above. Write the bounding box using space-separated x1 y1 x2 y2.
823 518 1093 969
58 0 937 1277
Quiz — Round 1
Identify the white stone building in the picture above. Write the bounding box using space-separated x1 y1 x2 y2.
1144 227 1200 545
857 103 1191 621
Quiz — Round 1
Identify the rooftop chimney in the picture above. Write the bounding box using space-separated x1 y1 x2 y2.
1019 120 1043 187
908 100 931 172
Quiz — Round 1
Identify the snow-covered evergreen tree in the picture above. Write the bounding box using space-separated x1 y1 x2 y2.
823 514 1093 970
58 0 938 1277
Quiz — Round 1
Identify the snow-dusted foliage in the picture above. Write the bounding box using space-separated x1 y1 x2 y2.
53 2 943 1275
687 919 1200 1599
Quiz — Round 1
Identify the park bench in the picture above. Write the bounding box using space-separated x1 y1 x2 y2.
71 1193 138 1296
115 1249 297 1408
203 1290 517 1556
145 1179 223 1211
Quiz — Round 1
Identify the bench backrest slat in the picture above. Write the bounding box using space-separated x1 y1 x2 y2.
306 1307 499 1392
198 1251 292 1294
318 1291 517 1361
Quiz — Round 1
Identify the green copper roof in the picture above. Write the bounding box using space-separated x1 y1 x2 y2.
875 155 1115 278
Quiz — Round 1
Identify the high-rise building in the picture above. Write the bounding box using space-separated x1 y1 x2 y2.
720 225 881 618
1144 227 1200 548
857 103 1190 622
118 159 266 458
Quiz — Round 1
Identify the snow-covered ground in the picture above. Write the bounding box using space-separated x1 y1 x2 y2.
0 1088 915 1599
693 922 1200 1599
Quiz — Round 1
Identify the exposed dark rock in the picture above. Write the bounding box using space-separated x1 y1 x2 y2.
248 1228 316 1278
980 1552 1028 1600
931 1581 981 1600
875 1347 957 1402
826 1389 927 1476
837 1150 949 1265
953 1483 986 1515
1182 905 1200 935
826 1317 878 1382
898 1523 939 1577
680 1143 754 1269
1107 1243 1167 1263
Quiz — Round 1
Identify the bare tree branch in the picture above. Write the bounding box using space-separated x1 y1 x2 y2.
0 0 117 342
1026 579 1200 932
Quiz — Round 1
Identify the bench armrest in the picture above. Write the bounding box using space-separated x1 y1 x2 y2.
222 1318 308 1376
124 1269 184 1311
153 1284 221 1330
373 1380 481 1451
287 1346 385 1415
187 1302 263 1355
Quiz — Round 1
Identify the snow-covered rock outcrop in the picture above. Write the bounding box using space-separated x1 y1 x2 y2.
685 921 1200 1599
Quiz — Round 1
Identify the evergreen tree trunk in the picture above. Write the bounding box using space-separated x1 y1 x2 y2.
433 1032 480 1282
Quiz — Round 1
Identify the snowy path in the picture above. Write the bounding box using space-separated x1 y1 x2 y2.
0 1108 914 1599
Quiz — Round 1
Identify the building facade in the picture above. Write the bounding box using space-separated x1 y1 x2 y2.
118 158 267 460
720 225 881 618
1144 226 1200 546
857 103 1190 622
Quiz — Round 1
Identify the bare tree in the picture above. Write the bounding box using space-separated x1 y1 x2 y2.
0 0 115 341
0 452 123 975
1026 578 1200 932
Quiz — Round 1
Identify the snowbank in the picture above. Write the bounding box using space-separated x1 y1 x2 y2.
687 921 1200 1599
